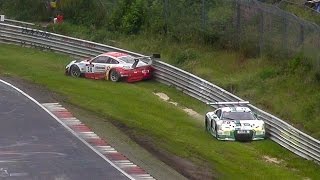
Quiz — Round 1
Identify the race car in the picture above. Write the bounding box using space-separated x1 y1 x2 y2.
205 101 265 141
65 52 155 83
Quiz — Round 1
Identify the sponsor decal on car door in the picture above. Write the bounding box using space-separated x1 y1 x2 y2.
94 64 107 79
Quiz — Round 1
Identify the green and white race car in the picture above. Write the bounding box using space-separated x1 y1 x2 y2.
205 102 265 141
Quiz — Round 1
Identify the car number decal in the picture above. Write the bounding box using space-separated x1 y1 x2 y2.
86 64 94 73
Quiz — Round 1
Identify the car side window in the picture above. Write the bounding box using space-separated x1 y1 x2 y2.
109 58 119 64
215 110 222 119
92 56 108 63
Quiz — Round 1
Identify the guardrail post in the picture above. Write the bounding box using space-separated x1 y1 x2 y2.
0 15 4 22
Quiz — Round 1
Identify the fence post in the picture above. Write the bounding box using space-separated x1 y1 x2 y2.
201 0 206 31
259 9 264 58
163 0 169 35
283 17 288 57
299 24 304 47
236 0 241 49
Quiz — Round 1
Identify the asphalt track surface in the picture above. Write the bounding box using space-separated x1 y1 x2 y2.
0 81 129 179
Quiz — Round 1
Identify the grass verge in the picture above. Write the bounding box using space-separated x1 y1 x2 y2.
0 44 319 179
114 34 320 139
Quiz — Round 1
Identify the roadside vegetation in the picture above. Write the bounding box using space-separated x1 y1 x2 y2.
263 0 320 25
0 44 319 179
0 0 319 178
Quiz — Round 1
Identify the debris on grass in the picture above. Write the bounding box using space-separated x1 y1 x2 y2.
153 92 202 120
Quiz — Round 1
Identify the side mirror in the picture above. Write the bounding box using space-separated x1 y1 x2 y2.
212 114 218 119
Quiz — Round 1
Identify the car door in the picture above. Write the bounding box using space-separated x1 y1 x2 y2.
85 56 109 79
92 56 109 72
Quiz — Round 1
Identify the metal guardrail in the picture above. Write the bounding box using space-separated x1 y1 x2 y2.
0 15 35 26
0 22 319 164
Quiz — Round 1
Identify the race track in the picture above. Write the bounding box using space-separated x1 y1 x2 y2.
0 80 128 179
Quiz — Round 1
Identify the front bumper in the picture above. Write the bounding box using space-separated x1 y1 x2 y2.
65 68 69 75
216 130 265 141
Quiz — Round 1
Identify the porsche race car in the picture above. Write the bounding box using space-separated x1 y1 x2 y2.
65 52 155 83
205 101 265 141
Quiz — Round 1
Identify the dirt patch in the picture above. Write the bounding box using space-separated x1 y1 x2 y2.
262 155 284 165
153 92 203 120
128 133 216 180
154 92 170 101
1 76 215 180
182 108 203 120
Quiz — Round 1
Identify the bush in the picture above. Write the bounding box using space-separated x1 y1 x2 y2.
287 53 312 74
1 0 49 21
60 0 106 27
259 68 278 80
174 49 199 65
109 0 148 34
314 71 320 83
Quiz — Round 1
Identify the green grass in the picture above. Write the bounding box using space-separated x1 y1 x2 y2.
114 34 320 139
0 44 319 179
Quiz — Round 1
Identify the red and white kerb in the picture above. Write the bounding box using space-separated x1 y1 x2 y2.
42 103 155 180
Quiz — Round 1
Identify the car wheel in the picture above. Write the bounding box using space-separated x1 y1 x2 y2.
205 117 208 131
215 125 218 138
109 69 120 82
70 65 81 78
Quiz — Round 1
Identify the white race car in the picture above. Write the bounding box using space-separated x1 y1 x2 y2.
205 102 265 141
65 52 155 83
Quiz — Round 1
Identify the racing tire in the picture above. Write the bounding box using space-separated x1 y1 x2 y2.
215 125 218 138
109 69 120 82
70 65 81 78
205 117 209 131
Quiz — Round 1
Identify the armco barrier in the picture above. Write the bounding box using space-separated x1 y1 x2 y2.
0 22 319 164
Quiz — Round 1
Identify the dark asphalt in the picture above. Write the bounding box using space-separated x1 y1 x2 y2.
0 81 128 180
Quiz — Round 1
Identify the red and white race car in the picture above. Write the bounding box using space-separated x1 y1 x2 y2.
65 52 155 83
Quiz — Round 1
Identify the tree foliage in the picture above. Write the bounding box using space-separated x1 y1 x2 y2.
0 0 49 21
0 0 230 45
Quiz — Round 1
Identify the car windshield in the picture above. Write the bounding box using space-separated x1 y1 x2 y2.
118 56 136 64
221 112 256 120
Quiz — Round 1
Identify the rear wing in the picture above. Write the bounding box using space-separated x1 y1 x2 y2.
206 101 250 105
133 54 161 68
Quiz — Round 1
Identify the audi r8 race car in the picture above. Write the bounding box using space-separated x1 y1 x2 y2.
65 52 154 83
205 102 265 141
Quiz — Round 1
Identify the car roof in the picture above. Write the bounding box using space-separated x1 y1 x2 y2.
218 106 252 113
101 52 129 58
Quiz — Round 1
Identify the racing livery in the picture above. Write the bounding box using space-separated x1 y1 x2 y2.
65 52 154 83
205 102 265 141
